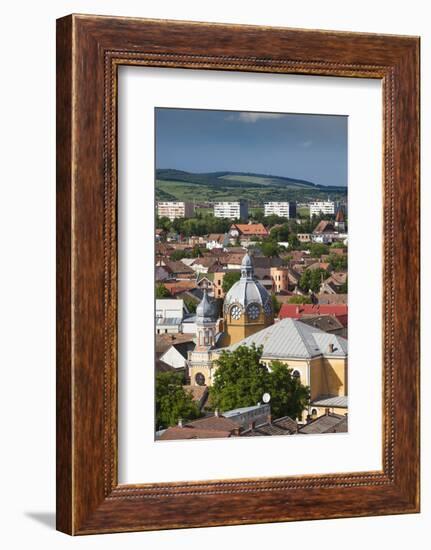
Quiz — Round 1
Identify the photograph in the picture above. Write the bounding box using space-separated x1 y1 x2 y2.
154 107 349 440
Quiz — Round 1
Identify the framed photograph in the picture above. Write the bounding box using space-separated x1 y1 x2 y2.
56 14 420 535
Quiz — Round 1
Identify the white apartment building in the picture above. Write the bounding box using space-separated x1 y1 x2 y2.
309 200 335 217
157 201 194 221
213 201 248 220
264 201 297 218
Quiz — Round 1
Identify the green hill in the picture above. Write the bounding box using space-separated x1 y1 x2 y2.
155 169 347 204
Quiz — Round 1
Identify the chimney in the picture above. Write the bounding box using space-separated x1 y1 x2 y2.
178 418 183 428
328 343 335 353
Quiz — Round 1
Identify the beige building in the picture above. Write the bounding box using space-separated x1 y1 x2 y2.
157 201 194 221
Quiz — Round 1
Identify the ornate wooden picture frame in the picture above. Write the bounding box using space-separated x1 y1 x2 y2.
56 14 420 535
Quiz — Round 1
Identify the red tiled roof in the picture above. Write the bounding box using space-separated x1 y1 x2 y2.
231 223 269 236
279 303 348 327
159 414 240 440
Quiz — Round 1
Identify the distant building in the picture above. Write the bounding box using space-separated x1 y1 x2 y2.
334 208 346 231
297 233 312 243
264 201 297 218
309 200 335 218
214 200 248 220
157 201 194 221
206 233 229 250
229 223 269 244
278 303 348 329
155 299 186 334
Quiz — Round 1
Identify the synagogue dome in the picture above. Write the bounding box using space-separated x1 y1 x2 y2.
224 253 273 317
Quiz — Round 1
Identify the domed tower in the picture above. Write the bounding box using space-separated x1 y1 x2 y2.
188 289 218 387
222 253 273 346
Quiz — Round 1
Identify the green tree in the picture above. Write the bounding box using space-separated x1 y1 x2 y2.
222 271 241 293
267 361 310 420
287 233 300 249
260 240 280 257
328 253 348 271
338 278 348 293
210 345 310 420
299 268 327 293
210 345 270 412
155 371 201 429
184 298 197 314
170 249 189 261
269 223 290 242
156 216 172 231
191 244 203 257
155 283 170 298
288 295 313 304
308 243 330 258
271 294 281 315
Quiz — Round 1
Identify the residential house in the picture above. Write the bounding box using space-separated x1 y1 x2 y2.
206 233 229 250
229 223 269 245
298 412 348 434
278 303 348 329
155 333 196 369
158 415 241 440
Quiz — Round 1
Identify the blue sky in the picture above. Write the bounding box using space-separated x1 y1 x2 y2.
155 108 347 187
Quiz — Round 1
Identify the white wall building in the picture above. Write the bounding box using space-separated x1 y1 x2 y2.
155 299 185 334
213 201 248 220
264 201 297 218
309 200 335 217
157 201 194 221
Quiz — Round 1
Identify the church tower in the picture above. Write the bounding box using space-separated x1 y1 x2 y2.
188 289 218 387
221 253 274 347
334 208 346 232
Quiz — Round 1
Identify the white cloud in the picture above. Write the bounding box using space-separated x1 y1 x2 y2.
226 112 286 123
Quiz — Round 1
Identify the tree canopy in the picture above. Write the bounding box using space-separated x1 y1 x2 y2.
210 345 310 420
267 361 310 419
299 268 328 293
155 371 201 429
328 253 348 271
288 295 313 304
155 283 170 298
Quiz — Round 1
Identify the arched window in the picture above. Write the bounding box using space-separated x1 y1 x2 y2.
292 369 301 380
311 408 317 416
195 372 205 386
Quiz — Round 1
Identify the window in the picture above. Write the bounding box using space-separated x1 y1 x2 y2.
311 408 317 416
292 369 301 380
195 372 205 386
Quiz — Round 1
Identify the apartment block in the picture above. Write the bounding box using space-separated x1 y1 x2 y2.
213 200 248 220
157 201 194 221
264 201 297 218
309 200 335 217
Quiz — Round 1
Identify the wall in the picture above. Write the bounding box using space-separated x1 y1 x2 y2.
0 1 428 549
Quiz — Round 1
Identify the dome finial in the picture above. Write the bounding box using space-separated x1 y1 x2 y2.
241 252 254 280
196 287 216 324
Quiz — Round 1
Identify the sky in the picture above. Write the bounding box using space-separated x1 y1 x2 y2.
155 108 348 187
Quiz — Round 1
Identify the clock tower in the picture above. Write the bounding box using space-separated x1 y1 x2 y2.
221 253 274 346
188 289 218 387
